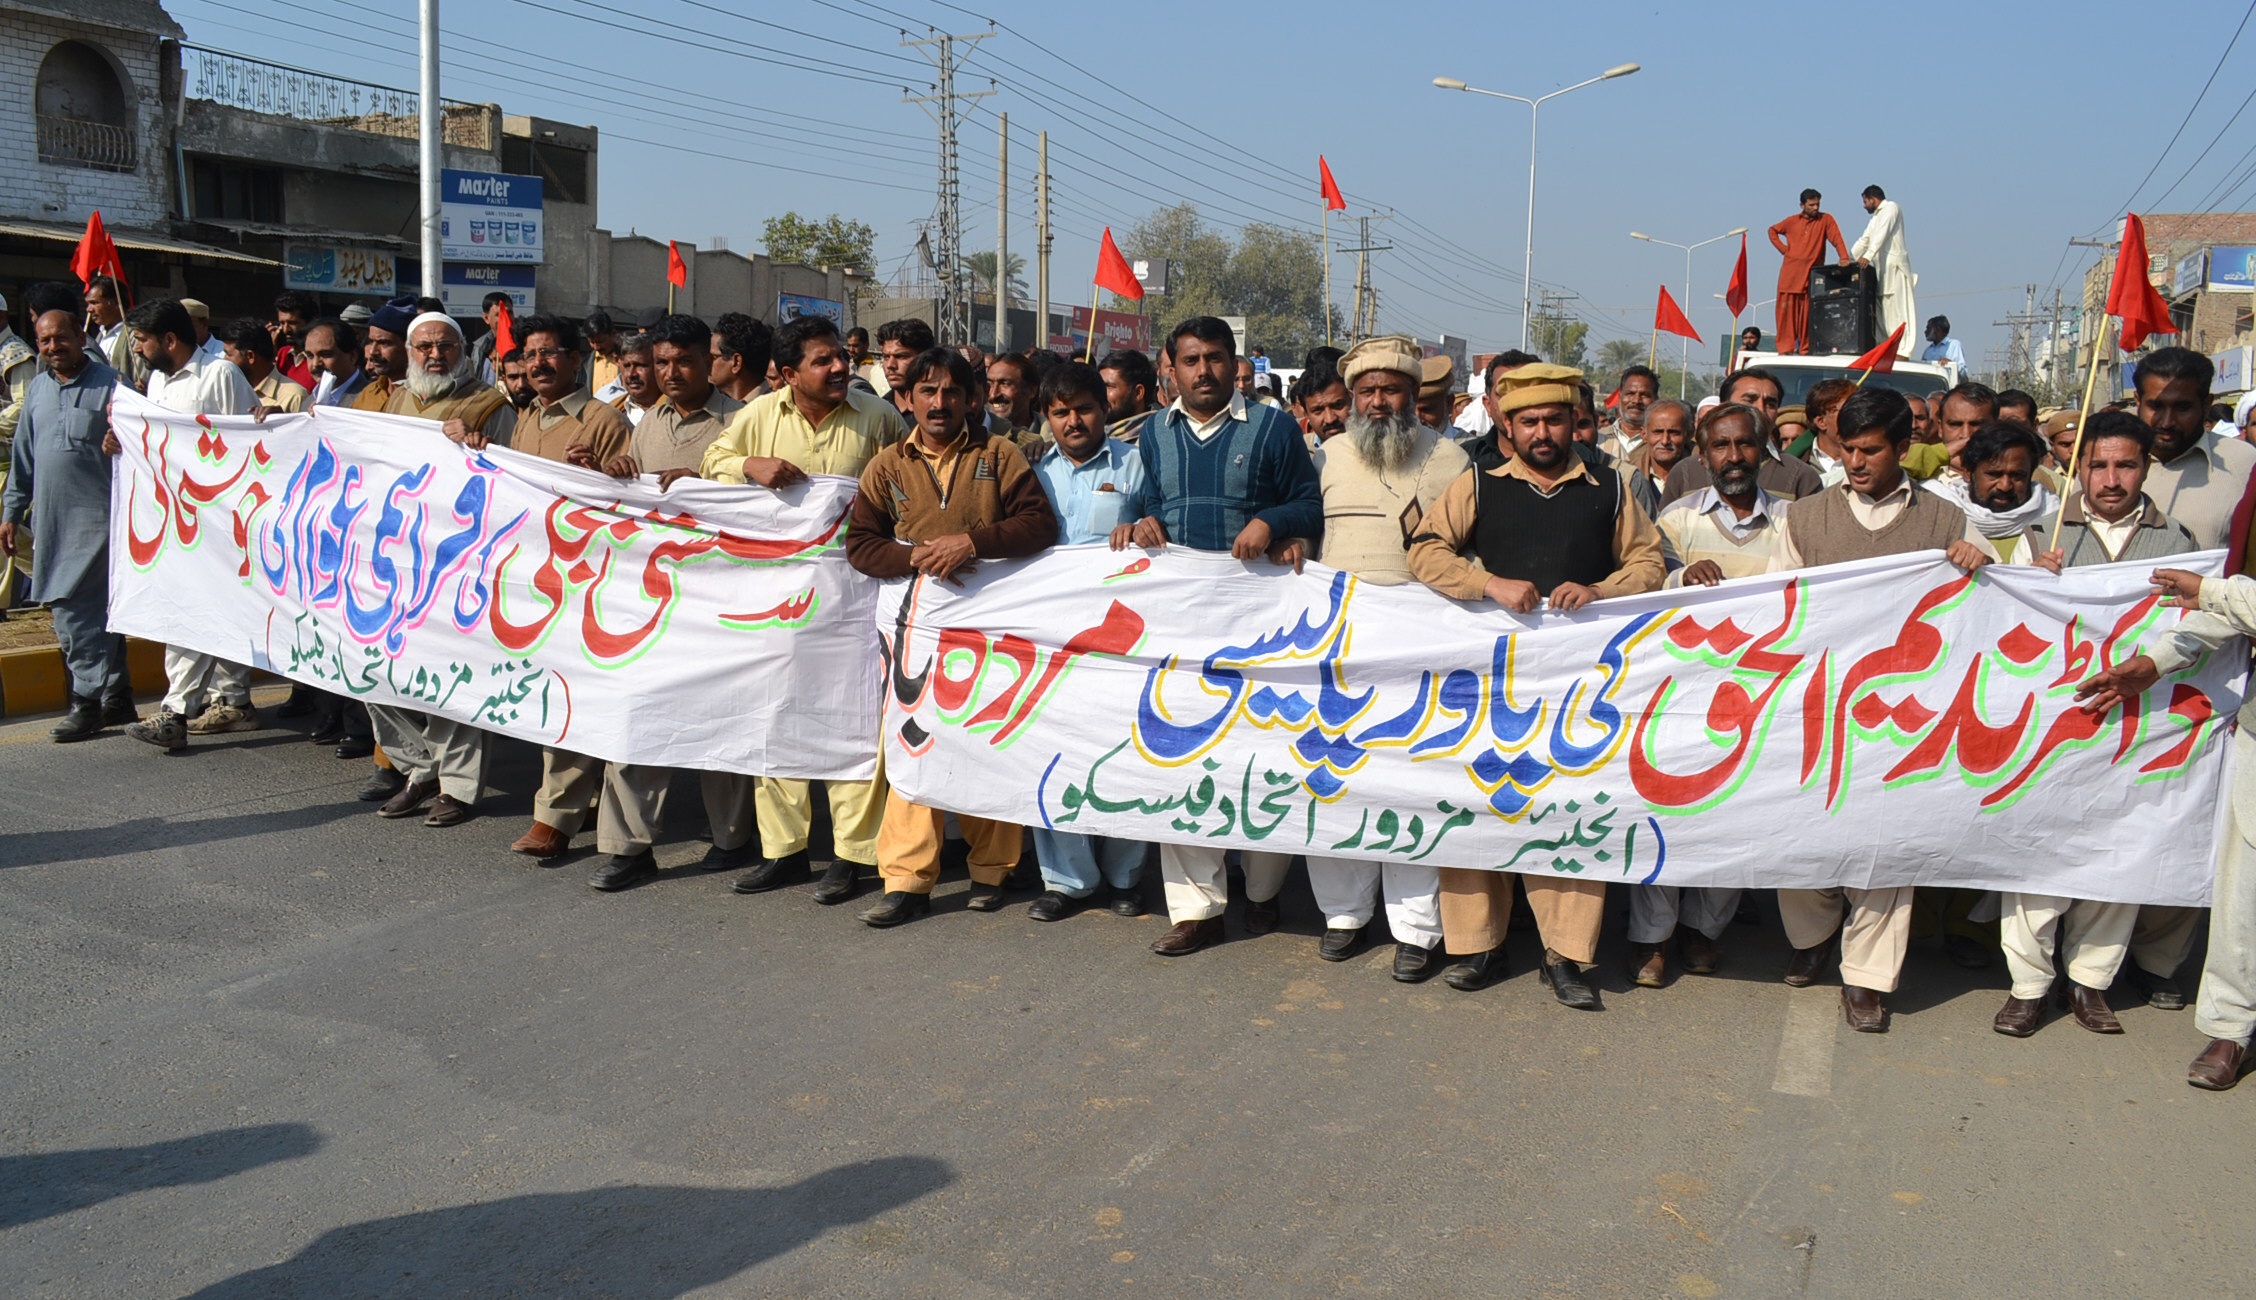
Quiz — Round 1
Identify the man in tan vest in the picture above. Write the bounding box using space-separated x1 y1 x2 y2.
1767 385 1998 1032
1306 336 1468 978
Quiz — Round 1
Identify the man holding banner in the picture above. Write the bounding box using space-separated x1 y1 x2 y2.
847 347 1058 927
1406 362 1665 1008
1111 317 1322 957
1769 386 1996 1031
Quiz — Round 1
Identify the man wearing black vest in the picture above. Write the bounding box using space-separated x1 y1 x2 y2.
1769 386 1998 1032
1407 362 1666 1009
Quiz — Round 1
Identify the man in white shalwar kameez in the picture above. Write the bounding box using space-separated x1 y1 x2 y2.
1850 185 1916 356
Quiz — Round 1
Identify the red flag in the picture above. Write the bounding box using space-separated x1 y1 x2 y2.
1094 227 1143 301
1604 386 1621 409
1319 156 1346 212
70 210 123 289
2108 213 2178 352
491 298 517 361
1849 323 1906 374
1654 285 1701 342
667 240 688 288
1724 233 1749 318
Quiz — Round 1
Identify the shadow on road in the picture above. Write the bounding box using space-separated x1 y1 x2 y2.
0 803 366 870
0 1123 321 1230
175 1155 953 1299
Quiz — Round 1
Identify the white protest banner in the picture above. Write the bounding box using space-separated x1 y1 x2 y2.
880 545 2242 906
106 388 880 779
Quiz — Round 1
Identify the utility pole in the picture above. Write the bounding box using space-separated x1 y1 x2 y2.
2067 236 2118 375
1034 130 1051 353
1338 215 1390 342
995 111 1007 351
903 29 993 345
417 0 441 299
1993 283 2044 388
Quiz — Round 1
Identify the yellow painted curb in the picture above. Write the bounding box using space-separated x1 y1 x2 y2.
0 637 181 716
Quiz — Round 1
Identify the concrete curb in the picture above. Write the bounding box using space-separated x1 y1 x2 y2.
0 639 169 716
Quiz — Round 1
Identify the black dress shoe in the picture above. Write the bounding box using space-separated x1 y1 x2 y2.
1150 916 1224 955
1318 925 1364 962
1393 943 1441 983
964 881 1007 912
1443 945 1507 992
700 843 756 872
334 736 374 760
732 850 811 894
1783 944 1829 987
1027 890 1079 922
100 695 137 727
860 890 932 927
589 850 657 891
50 697 103 743
1541 950 1600 1010
2140 969 2187 1011
811 859 862 905
1244 897 1281 935
308 718 345 744
1107 886 1144 918
358 768 407 802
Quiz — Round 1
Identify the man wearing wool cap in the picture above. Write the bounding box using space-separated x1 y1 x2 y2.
1303 335 1469 980
1407 360 1666 1011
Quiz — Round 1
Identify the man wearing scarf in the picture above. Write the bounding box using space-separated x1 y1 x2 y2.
1927 422 2056 563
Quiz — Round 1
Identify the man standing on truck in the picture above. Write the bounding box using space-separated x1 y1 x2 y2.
1767 189 1849 356
1851 185 1917 357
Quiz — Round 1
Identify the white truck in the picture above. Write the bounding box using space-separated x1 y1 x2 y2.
1733 350 1958 407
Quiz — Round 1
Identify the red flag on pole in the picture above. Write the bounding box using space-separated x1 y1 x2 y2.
667 240 688 288
1095 227 1143 301
491 297 517 361
1654 285 1702 342
1319 156 1346 212
1849 323 1907 374
1724 233 1749 318
2108 213 2178 352
70 210 123 288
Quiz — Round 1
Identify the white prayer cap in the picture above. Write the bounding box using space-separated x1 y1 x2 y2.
2237 390 2256 429
407 311 463 342
1696 395 1720 413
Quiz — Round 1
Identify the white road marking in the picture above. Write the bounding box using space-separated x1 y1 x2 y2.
1771 986 1838 1097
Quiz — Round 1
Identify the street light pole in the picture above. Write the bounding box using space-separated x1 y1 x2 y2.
1433 64 1639 353
1630 226 1745 397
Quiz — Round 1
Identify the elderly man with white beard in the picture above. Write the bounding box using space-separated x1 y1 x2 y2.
1303 335 1470 979
355 312 507 827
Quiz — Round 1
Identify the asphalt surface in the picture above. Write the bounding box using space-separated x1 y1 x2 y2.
2 687 2253 1298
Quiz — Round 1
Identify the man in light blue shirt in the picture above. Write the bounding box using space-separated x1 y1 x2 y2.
1920 315 1965 369
1032 361 1147 546
1024 360 1151 920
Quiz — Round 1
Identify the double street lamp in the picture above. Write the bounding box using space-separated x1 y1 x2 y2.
1433 63 1639 352
1631 226 1747 397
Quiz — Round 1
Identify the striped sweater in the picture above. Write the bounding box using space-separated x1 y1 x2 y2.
1127 398 1323 551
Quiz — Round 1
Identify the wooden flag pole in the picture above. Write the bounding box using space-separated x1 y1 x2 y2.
1647 327 1657 371
1086 283 1100 363
668 282 675 313
2046 315 2115 552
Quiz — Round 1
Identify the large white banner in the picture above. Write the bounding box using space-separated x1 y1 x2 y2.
107 389 880 779
881 545 2242 906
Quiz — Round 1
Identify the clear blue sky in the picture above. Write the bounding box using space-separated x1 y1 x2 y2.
169 0 2256 370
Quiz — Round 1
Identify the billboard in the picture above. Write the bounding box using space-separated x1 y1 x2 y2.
2216 345 2252 394
439 262 535 315
2207 246 2256 292
282 243 396 297
1064 306 1151 356
2176 248 2209 297
778 293 844 327
439 169 544 264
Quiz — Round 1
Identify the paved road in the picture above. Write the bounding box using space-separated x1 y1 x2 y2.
2 689 2251 1298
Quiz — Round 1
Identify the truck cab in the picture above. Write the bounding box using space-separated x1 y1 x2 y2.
1734 351 1956 406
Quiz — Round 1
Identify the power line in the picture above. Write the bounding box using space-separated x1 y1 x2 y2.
2108 0 2255 221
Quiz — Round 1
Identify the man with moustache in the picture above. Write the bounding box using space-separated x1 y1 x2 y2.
1291 356 1350 445
875 317 937 430
1097 348 1159 444
609 332 660 428
1767 189 1850 355
1661 368 1820 503
1407 362 1667 1009
447 312 629 856
1995 412 2197 1038
987 352 1041 444
497 348 533 411
351 296 416 412
709 313 772 405
2139 347 2256 549
1928 421 2054 564
1600 364 1661 460
1304 336 1467 978
1767 386 1998 1032
1626 398 1693 520
302 317 369 409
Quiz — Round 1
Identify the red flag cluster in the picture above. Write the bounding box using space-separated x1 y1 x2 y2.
70 211 125 291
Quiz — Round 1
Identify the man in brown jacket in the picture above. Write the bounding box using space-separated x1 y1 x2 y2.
846 347 1058 928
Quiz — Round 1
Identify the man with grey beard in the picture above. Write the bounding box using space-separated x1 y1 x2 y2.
385 312 516 446
1303 335 1469 979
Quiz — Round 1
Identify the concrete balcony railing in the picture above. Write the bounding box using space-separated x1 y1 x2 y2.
36 114 136 172
181 44 496 150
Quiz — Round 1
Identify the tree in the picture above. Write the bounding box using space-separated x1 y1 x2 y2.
962 251 1029 308
761 212 876 272
1596 338 1646 380
1528 310 1588 372
1121 203 1337 362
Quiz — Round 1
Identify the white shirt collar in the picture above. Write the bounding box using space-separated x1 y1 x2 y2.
1169 390 1248 439
1690 484 1782 526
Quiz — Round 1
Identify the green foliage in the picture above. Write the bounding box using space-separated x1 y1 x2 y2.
1596 338 1646 380
1121 203 1342 361
761 212 877 272
1530 312 1588 372
962 251 1029 307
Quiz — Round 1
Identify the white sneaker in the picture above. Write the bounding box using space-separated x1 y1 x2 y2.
186 703 259 734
